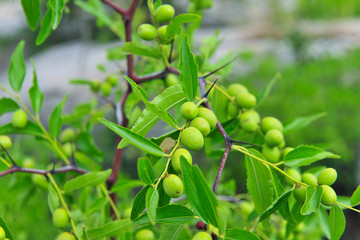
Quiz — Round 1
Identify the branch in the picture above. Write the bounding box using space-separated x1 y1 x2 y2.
0 165 88 178
101 0 126 15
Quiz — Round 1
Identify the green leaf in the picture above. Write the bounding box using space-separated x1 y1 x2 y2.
29 64 44 114
110 179 145 193
300 186 322 215
245 149 274 214
122 42 161 58
87 219 132 238
217 205 229 236
49 94 68 139
283 145 340 168
283 112 326 134
21 0 41 31
319 207 331 239
8 40 26 92
82 226 89 240
63 169 112 191
0 98 19 117
131 185 150 220
69 79 93 86
181 159 219 227
49 0 65 29
350 185 360 206
137 158 155 185
166 14 202 37
118 85 186 148
0 217 14 240
160 224 184 240
256 73 281 107
36 6 53 45
48 184 60 214
329 205 346 240
225 228 260 240
0 122 43 137
146 187 159 225
179 35 199 101
99 118 165 157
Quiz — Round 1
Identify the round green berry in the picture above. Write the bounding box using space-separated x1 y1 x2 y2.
197 108 217 129
57 232 76 240
227 83 248 97
192 231 212 240
60 128 76 143
236 92 256 109
157 25 171 44
0 136 12 150
262 145 280 163
285 168 302 185
190 117 210 136
240 110 260 123
138 24 157 41
53 208 69 228
239 201 254 216
100 82 112 96
282 147 294 157
293 186 307 204
321 185 337 206
165 74 179 86
135 229 155 240
63 143 73 157
260 117 283 133
264 129 284 147
302 172 318 187
107 74 118 86
227 102 239 118
181 127 204 151
23 158 35 169
12 109 27 128
180 102 198 120
172 148 192 172
91 79 101 92
155 4 175 23
163 174 184 198
123 207 132 219
317 168 337 186
32 174 48 188
0 227 5 240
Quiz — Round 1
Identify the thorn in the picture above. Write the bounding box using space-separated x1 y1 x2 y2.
204 78 218 98
203 57 237 79
0 143 17 166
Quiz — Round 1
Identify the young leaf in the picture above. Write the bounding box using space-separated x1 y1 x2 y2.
350 185 360 206
99 118 165 157
110 179 145 193
0 98 19 117
166 14 202 37
329 205 346 240
8 40 26 92
87 219 132 238
36 6 53 45
160 224 184 240
48 184 60 214
179 35 199 101
63 169 112 191
21 0 41 31
29 64 44 114
283 145 340 168
0 122 43 137
146 187 159 225
300 186 322 215
283 112 326 134
256 73 281 107
0 217 14 240
137 158 155 185
131 185 150 220
122 42 161 58
49 94 68 139
225 228 260 240
49 0 65 30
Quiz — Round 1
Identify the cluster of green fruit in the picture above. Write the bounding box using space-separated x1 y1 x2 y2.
52 208 76 240
90 74 118 97
59 128 77 158
286 167 338 206
137 4 175 43
0 226 10 240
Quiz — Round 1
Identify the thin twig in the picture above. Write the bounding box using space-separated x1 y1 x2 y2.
0 143 17 166
202 57 237 79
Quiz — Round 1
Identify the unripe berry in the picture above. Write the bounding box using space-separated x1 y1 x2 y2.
236 92 256 109
261 117 283 133
165 74 179 86
157 25 170 44
53 208 69 228
180 102 198 120
135 229 155 240
227 102 239 118
163 174 184 198
262 145 280 163
60 128 76 143
240 110 260 123
23 158 35 169
302 172 318 187
57 232 76 240
123 207 132 219
100 82 112 96
285 168 302 185
12 109 27 128
172 148 192 172
192 231 212 240
0 135 12 150
181 127 204 151
155 4 175 23
138 24 157 41
240 119 258 133
63 143 73 157
239 201 254 216
264 129 284 147
227 83 248 97
190 117 210 136
317 168 337 186
282 147 294 157
0 227 5 240
91 79 101 92
197 108 217 129
32 174 48 189
321 185 337 206
107 74 118 86
293 186 306 204
196 221 207 230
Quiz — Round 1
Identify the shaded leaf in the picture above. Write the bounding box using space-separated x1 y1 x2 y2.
29 63 44 114
110 179 145 193
284 112 326 134
300 186 322 215
350 185 360 207
0 122 43 137
160 224 184 240
166 14 201 37
87 219 132 238
63 169 112 191
8 40 26 92
225 228 260 240
329 205 346 240
122 42 161 58
319 207 331 239
21 0 41 31
137 158 155 185
0 217 14 240
0 98 19 117
48 184 60 214
131 185 150 220
146 187 159 225
256 73 280 107
49 94 68 139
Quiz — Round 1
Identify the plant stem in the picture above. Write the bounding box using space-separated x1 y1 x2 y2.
100 184 121 219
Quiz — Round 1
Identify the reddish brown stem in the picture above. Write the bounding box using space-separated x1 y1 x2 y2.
0 165 88 178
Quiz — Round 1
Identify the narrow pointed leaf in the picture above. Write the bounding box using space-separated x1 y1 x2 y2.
63 169 112 191
137 158 155 185
0 98 19 117
146 187 159 225
29 64 44 114
256 73 280 107
48 184 60 214
284 112 326 134
36 6 53 45
350 185 360 206
166 14 201 37
87 219 132 238
300 187 322 215
0 217 14 240
21 0 41 31
8 40 26 92
160 224 184 240
329 205 346 240
0 122 43 137
49 94 68 139
122 42 161 58
319 207 331 239
131 185 150 220
225 229 260 240
49 0 65 29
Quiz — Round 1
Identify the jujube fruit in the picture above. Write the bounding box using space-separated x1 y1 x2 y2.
181 127 204 151
165 74 179 86
60 128 76 143
190 117 210 136
155 4 175 23
236 92 256 109
302 172 318 187
264 129 284 147
180 102 198 120
317 168 337 186
241 119 258 133
107 74 118 86
23 158 35 169
157 25 170 44
172 148 192 172
135 229 155 240
240 111 259 132
56 232 76 240
197 108 217 129
321 185 337 206
100 82 112 96
0 227 5 240
260 116 283 133
227 83 248 97
285 168 301 185
123 207 132 219
227 102 239 118
282 147 294 157
239 201 254 216
293 186 306 204
91 79 101 92
192 231 212 240
163 174 184 198
12 109 27 128
262 145 280 163
32 174 48 188
0 136 12 150
137 24 157 41
240 110 260 123
53 208 69 228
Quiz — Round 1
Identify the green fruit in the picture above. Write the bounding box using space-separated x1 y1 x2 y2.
91 80 101 92
165 74 179 86
262 145 280 163
32 174 48 189
0 227 5 240
100 82 112 96
264 129 284 147
135 229 155 240
56 232 76 240
63 143 73 157
107 74 118 86
192 231 212 240
241 119 258 133
12 109 27 128
236 92 256 109
180 102 198 120
227 83 248 97
60 128 76 143
239 201 254 216
293 186 307 204
23 158 35 169
240 110 260 123
197 108 217 129
181 127 204 151
198 0 213 9
137 24 157 41
190 117 210 136
321 185 337 206
283 147 294 157
123 207 132 219
317 168 337 186
155 4 175 23
53 208 69 228
172 148 192 172
227 102 239 118
163 174 184 198
0 136 12 150
302 172 318 187
240 110 260 133
285 168 301 185
260 117 283 133
157 25 171 44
